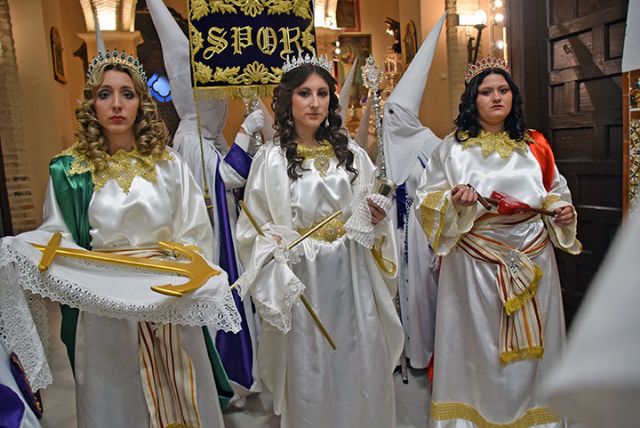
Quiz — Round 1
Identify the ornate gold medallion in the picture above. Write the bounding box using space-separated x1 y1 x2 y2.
297 141 334 178
313 155 330 177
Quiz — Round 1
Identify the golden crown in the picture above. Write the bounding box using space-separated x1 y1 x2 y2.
465 57 510 84
282 52 332 75
86 49 147 83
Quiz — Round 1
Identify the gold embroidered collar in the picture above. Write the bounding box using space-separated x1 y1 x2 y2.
297 142 334 178
461 130 529 159
59 144 172 193
296 141 334 159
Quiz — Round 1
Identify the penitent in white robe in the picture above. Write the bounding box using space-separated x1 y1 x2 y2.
236 141 404 428
29 149 237 428
415 132 581 427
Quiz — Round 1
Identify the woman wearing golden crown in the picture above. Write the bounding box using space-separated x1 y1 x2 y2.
0 50 244 427
415 57 581 427
235 53 404 427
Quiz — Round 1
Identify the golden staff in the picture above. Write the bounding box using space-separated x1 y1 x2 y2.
31 232 220 297
234 201 338 350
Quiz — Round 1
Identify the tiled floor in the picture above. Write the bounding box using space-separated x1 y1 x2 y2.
223 367 432 427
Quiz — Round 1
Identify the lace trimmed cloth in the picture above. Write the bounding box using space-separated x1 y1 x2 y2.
0 231 242 389
235 225 305 333
345 186 393 249
0 261 52 391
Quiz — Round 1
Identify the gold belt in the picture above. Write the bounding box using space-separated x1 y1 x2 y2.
297 217 346 242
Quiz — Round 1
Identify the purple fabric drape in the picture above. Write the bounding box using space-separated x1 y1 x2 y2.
396 183 407 229
0 384 25 428
224 144 252 179
214 153 254 389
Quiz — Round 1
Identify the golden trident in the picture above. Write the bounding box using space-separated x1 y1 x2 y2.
233 201 338 350
31 232 221 297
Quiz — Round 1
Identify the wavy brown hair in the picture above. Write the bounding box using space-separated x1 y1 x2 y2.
454 68 526 142
272 63 358 181
74 62 169 171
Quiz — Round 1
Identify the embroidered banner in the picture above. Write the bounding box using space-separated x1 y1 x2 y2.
188 0 316 99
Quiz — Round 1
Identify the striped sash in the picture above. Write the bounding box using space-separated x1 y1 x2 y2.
458 215 549 364
139 323 201 428
96 247 201 428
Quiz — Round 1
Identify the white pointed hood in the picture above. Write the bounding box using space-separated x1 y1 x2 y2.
338 60 357 127
147 0 228 150
92 6 106 54
382 12 446 185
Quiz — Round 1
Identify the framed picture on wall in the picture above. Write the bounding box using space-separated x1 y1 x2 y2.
336 34 372 108
336 0 361 32
404 20 418 64
50 27 66 84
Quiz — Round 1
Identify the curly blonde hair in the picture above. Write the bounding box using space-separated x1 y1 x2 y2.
74 62 169 171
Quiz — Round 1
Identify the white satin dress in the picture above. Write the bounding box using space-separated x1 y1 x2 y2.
35 148 234 428
415 132 581 427
236 141 404 428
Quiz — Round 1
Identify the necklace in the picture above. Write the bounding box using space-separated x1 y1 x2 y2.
297 142 334 178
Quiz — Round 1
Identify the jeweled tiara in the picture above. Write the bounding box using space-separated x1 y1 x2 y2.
86 49 147 83
465 56 510 84
281 52 332 74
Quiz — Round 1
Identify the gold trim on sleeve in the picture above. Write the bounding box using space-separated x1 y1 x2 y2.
419 190 448 252
541 194 561 211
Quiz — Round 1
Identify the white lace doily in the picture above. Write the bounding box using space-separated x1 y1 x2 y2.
345 187 393 249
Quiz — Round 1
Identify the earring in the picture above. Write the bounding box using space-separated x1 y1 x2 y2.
324 116 330 127
286 118 293 127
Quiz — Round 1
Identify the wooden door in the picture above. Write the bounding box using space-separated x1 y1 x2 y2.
0 138 13 237
509 0 628 323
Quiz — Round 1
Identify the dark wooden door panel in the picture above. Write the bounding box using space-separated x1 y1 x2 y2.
509 0 627 324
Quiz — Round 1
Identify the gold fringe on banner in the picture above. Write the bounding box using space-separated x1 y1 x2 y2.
193 84 278 100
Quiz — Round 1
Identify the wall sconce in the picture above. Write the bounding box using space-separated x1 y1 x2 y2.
457 10 487 64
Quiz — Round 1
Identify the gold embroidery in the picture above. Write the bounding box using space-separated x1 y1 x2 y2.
541 194 561 211
59 144 172 194
541 195 583 255
500 346 545 365
297 142 334 178
461 130 528 159
504 264 543 315
297 216 345 242
371 236 397 275
431 402 559 427
419 190 448 252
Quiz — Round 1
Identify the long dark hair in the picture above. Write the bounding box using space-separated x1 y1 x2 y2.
454 68 526 142
272 64 357 181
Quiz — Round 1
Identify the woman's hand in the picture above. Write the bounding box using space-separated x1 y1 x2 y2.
553 205 575 226
451 184 479 207
368 198 387 225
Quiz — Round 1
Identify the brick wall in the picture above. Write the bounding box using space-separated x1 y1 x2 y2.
0 0 39 233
